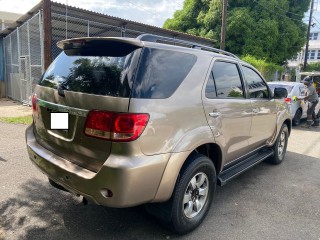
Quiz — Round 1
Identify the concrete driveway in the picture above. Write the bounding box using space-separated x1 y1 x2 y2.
0 98 32 117
0 122 319 240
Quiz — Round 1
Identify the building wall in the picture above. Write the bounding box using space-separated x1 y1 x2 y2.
288 31 320 68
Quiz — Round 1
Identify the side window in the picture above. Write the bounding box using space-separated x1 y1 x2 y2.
206 61 244 99
133 48 197 99
242 66 269 99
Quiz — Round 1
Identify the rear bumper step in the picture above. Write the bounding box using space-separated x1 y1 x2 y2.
217 148 274 186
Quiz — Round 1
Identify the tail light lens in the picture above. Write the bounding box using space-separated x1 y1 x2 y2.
84 110 149 142
284 98 292 104
32 94 38 120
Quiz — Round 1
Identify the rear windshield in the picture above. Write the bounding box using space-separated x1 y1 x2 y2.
39 48 141 98
132 48 197 99
268 84 294 94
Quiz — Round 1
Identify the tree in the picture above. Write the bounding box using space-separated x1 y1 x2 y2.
304 62 320 71
163 0 310 64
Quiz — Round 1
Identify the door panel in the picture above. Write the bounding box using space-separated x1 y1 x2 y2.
203 99 252 163
241 65 277 150
202 60 252 165
250 99 277 149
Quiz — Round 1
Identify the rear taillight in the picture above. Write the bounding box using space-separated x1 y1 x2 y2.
84 111 149 142
284 97 292 104
32 94 38 120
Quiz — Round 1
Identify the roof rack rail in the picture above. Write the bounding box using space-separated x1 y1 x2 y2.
137 34 239 59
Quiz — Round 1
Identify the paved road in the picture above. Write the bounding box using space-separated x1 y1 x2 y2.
0 122 319 240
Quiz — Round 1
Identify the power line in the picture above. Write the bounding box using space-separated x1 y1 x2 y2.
272 4 305 17
312 17 320 30
252 0 307 22
172 0 183 8
125 0 162 19
313 16 320 25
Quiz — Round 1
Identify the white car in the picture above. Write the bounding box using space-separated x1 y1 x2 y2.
268 81 320 126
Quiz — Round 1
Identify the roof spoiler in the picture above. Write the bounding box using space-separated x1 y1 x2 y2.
57 37 144 57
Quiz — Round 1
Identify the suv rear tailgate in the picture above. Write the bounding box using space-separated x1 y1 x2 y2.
33 38 142 172
34 87 130 172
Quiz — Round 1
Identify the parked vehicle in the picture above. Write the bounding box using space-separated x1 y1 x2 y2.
268 81 320 126
299 72 320 96
26 34 291 234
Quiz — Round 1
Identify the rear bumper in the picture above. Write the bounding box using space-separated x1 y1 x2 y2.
26 125 169 207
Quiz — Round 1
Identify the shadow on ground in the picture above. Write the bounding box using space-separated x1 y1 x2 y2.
0 180 173 240
1 151 319 240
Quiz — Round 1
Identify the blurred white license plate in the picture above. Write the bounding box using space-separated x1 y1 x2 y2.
50 112 69 130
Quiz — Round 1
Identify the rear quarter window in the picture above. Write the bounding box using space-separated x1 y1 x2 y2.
132 48 197 99
268 84 294 94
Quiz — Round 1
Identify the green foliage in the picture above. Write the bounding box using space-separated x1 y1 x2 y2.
304 62 320 72
163 0 310 64
0 115 33 125
241 55 284 81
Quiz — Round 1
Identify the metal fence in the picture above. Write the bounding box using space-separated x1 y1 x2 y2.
3 11 43 104
2 3 213 103
51 13 145 59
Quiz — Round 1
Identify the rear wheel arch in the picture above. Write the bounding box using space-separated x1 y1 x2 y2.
283 119 291 136
153 143 222 203
193 143 222 174
292 108 302 126
147 153 217 234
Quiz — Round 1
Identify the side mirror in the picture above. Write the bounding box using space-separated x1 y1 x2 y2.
274 87 288 99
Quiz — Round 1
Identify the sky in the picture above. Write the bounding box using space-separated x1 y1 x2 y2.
1 0 320 29
0 0 184 27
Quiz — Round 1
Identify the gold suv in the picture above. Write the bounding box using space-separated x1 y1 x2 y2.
26 34 291 234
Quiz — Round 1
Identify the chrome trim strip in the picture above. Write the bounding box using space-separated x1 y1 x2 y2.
37 98 89 117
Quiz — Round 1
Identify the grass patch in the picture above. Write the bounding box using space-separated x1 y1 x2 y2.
0 115 33 125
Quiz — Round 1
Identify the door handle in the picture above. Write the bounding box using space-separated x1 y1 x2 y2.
209 112 221 118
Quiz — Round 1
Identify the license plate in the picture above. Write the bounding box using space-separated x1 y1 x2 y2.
50 112 69 130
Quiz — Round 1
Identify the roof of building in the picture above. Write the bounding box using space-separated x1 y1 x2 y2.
0 11 23 21
0 1 215 47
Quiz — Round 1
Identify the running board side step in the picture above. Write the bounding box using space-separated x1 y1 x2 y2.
217 148 274 186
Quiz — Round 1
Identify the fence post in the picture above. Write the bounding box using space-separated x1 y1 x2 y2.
43 0 52 70
39 10 45 73
87 20 90 37
121 24 126 37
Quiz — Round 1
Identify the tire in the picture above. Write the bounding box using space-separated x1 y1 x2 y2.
146 153 216 234
292 109 302 126
266 124 289 165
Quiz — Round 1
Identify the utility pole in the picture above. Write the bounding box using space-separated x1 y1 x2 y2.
220 0 228 50
43 0 52 70
304 0 315 70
